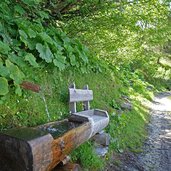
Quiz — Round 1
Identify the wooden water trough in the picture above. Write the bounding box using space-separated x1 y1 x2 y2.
0 83 109 171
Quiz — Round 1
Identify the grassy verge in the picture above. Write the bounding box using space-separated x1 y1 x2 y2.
0 66 119 129
0 64 155 170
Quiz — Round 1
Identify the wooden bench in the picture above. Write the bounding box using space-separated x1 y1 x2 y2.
0 83 109 171
68 83 109 138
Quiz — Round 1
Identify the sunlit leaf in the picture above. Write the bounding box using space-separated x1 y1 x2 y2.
53 53 66 70
39 32 53 45
19 30 28 45
0 63 9 77
0 41 10 54
24 53 39 68
36 43 54 63
5 59 25 84
28 28 37 38
15 84 22 96
0 77 9 95
69 54 76 66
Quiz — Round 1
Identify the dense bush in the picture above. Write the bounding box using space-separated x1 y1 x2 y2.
0 0 91 96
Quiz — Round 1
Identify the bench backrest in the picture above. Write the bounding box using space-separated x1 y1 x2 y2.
69 84 93 113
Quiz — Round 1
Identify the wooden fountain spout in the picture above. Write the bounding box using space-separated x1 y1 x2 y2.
20 81 41 93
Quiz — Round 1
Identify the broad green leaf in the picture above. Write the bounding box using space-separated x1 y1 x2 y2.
79 52 89 63
0 77 9 95
0 63 9 77
39 32 53 45
69 54 76 66
15 84 22 96
8 53 27 68
53 53 66 70
64 44 73 53
24 53 39 68
5 59 25 84
0 41 10 54
19 30 28 45
36 43 53 63
28 28 36 38
14 5 25 15
27 39 37 50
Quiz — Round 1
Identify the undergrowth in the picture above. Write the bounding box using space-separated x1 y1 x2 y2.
0 0 171 170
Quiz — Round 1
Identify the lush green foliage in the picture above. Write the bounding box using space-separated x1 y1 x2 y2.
0 0 171 170
0 0 90 96
64 0 171 80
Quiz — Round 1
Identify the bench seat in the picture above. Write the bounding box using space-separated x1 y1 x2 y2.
69 109 109 137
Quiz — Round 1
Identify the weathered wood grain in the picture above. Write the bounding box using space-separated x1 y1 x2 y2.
0 83 109 171
69 84 77 113
0 119 92 171
47 122 91 170
0 133 33 171
83 85 90 111
69 89 93 102
29 134 53 171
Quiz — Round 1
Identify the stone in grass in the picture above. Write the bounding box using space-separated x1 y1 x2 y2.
91 131 110 146
95 145 109 157
121 102 132 111
92 131 110 157
120 95 133 111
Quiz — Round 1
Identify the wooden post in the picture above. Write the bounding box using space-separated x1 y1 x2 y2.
83 85 90 111
69 83 77 114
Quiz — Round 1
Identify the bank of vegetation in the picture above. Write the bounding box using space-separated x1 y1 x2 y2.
0 0 171 170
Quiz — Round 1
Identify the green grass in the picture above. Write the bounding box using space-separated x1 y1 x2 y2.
0 65 154 170
0 66 119 129
107 100 149 153
71 142 105 170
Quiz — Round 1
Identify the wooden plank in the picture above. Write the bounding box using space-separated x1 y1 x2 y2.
83 85 90 110
47 122 92 170
69 83 77 113
69 89 93 102
29 134 53 171
0 120 92 171
0 134 33 171
69 102 77 114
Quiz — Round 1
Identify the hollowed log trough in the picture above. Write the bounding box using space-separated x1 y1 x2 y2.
0 120 92 171
0 83 109 171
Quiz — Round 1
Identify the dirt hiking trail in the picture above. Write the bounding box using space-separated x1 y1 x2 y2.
106 92 171 171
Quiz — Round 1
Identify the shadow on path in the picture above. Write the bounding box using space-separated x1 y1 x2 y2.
106 92 171 171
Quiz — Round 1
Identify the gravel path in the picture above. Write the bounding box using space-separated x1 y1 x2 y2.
106 92 171 171
138 92 171 171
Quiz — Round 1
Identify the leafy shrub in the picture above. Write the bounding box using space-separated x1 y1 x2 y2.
0 0 90 96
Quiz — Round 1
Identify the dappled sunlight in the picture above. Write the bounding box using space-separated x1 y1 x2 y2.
133 105 148 122
130 92 153 109
152 92 171 111
136 92 171 170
